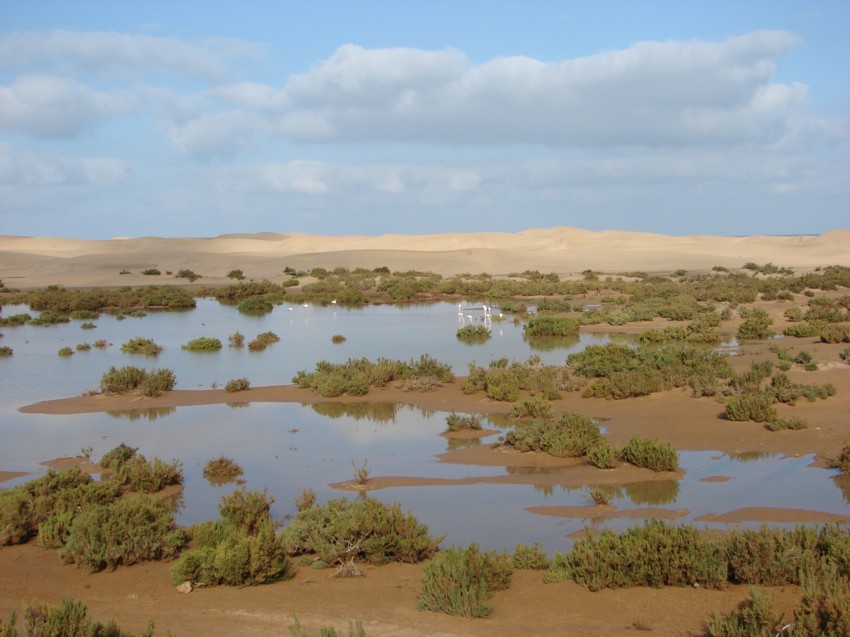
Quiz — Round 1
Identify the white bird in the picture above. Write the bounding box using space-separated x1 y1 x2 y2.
331 299 337 304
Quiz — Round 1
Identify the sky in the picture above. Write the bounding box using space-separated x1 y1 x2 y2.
1 1 848 239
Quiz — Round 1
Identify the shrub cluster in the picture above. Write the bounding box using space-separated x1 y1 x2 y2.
171 488 294 587
418 544 512 618
620 437 679 472
463 356 561 401
182 336 222 351
444 413 482 432
120 337 163 355
99 366 176 396
456 324 491 343
293 355 453 397
0 597 159 637
523 315 579 337
225 377 250 392
282 497 439 567
505 412 602 458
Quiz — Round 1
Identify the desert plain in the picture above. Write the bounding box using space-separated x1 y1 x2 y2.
1 227 849 636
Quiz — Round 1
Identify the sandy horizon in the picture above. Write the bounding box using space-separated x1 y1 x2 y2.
2 226 848 289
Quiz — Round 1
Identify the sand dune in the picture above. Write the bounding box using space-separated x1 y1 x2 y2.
1 227 847 288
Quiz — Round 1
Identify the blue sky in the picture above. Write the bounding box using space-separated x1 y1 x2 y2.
1 1 848 238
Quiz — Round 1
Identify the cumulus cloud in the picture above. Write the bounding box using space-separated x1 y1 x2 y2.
0 30 260 81
0 74 136 138
0 143 134 186
264 31 818 146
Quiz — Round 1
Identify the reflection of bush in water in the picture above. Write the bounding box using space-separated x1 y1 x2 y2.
728 451 778 463
445 437 481 452
523 334 580 352
506 465 562 476
106 407 176 421
621 480 680 506
226 401 250 409
833 474 850 506
308 402 435 423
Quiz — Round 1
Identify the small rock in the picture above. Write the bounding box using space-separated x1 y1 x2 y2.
693 582 700 588
176 581 192 593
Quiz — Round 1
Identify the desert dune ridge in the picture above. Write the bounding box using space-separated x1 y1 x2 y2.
1 227 847 289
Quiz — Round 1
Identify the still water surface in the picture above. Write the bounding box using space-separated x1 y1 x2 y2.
1 299 847 554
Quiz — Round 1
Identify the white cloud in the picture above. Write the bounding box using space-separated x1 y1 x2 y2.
0 75 134 138
0 30 260 82
0 143 134 186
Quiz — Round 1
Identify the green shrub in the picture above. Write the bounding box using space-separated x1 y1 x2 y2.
120 337 163 355
737 315 774 340
237 296 273 313
29 311 70 326
444 413 482 432
0 346 12 356
75 343 91 351
546 520 726 590
143 268 161 275
219 488 274 535
524 315 579 337
58 346 74 357
725 393 777 423
621 437 679 472
282 497 438 566
704 586 781 637
766 417 808 431
140 368 177 396
456 324 491 343
227 269 245 280
175 268 201 282
228 332 244 347
256 331 280 344
332 334 347 343
509 396 552 419
792 560 850 636
831 444 850 473
417 544 512 618
512 542 550 570
225 377 250 392
820 324 850 343
6 597 156 637
587 441 620 469
59 495 186 572
182 337 222 351
111 455 183 493
505 412 602 458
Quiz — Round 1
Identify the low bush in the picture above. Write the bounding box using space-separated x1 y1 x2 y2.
509 396 552 419
0 346 12 356
704 586 781 637
417 544 512 618
831 444 850 473
182 337 222 351
99 367 175 396
444 413 482 432
456 325 491 343
59 495 186 572
505 412 602 458
111 455 183 493
225 377 250 392
1 597 158 637
142 268 161 275
725 393 777 423
587 441 620 469
120 337 163 355
620 437 679 472
523 315 580 337
171 489 294 587
228 332 244 347
512 542 550 569
175 269 201 282
820 324 850 343
238 296 273 313
546 520 726 590
57 346 73 356
75 343 91 351
282 497 439 566
332 334 347 343
766 417 808 431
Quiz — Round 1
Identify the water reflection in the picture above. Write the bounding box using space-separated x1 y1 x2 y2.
524 335 580 352
106 407 177 421
309 402 406 423
444 437 481 452
728 451 778 463
833 474 850 506
226 402 250 409
620 480 680 506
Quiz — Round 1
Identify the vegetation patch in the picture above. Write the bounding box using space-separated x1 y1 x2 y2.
225 377 250 392
505 412 602 458
181 336 223 351
99 365 176 396
456 324 491 343
282 497 439 567
120 337 163 355
620 437 679 472
418 544 512 618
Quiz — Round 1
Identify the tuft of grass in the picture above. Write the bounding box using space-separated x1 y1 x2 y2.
444 412 482 432
351 459 370 485
228 331 245 347
512 542 550 570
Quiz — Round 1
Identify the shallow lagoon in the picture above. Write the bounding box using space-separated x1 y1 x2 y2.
1 299 848 555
